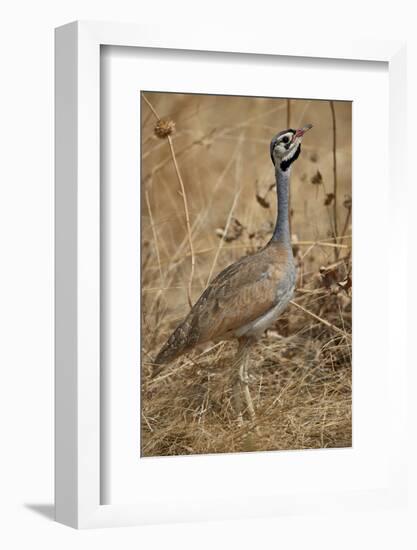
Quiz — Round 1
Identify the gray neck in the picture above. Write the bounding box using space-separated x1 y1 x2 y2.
271 166 291 244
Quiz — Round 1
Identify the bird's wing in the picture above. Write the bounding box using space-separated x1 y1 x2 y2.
154 243 294 365
187 243 294 343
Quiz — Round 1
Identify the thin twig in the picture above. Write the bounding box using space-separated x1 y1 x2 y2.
329 100 339 260
161 141 240 277
166 134 195 307
142 92 195 308
286 98 291 129
289 300 351 340
141 93 159 119
145 189 164 287
141 412 154 432
286 98 292 239
206 188 241 286
188 240 349 260
341 204 352 242
143 239 350 272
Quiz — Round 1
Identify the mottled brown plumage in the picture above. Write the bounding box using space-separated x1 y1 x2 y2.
154 241 295 368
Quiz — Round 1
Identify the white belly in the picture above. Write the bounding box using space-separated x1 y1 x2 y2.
234 284 295 339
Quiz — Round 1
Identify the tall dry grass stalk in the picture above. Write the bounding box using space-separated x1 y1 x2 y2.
142 92 196 308
330 100 339 260
286 98 293 238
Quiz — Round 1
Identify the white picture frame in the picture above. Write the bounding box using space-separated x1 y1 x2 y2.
55 21 407 529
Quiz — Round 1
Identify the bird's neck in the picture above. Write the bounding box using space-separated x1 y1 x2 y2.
271 166 291 245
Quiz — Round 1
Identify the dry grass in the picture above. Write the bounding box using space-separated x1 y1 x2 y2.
140 92 352 457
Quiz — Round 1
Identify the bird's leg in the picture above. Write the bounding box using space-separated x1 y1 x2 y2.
239 348 256 421
233 381 244 425
232 348 244 425
233 338 255 423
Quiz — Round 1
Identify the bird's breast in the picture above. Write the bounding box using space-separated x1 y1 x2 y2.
234 260 296 339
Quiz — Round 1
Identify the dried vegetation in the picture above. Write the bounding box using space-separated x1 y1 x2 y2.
141 92 352 457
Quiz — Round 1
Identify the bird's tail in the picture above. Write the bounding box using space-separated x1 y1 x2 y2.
150 320 194 378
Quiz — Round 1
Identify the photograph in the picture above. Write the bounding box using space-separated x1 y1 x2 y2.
140 91 352 457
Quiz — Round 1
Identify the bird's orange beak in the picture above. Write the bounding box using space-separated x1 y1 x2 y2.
294 124 313 139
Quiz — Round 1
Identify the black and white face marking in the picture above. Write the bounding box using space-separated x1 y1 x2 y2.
270 124 313 171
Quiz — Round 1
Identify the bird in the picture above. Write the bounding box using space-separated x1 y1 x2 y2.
152 124 313 422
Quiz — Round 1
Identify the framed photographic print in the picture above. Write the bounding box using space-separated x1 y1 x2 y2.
55 21 407 528
138 92 352 458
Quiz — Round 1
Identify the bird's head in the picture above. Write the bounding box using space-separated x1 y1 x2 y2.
270 124 313 171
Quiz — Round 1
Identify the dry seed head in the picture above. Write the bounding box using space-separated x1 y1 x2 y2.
154 118 176 139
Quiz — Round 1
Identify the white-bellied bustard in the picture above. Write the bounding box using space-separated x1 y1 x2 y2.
152 124 313 423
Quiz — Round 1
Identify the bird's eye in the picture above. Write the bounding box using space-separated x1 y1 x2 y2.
281 136 290 144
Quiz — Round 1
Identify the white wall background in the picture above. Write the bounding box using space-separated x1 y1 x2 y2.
0 1 415 548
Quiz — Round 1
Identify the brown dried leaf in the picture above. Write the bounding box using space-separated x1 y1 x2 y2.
319 265 339 289
324 193 335 206
215 217 244 242
311 170 323 185
256 194 270 209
